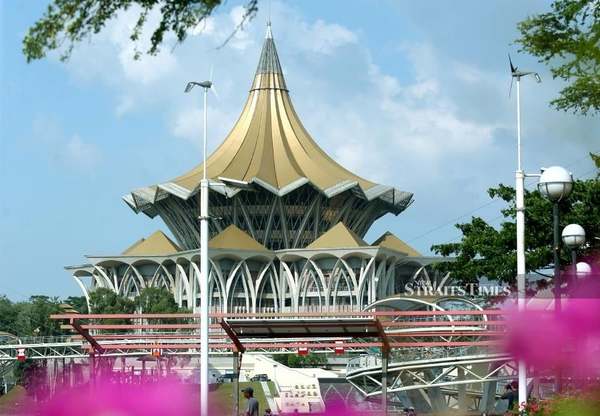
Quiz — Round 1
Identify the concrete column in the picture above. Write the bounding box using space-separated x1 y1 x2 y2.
457 367 467 410
381 351 388 415
479 379 498 414
233 352 241 416
89 354 95 390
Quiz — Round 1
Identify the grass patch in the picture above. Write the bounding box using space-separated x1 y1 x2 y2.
266 381 279 397
211 381 274 413
0 385 31 414
0 381 278 414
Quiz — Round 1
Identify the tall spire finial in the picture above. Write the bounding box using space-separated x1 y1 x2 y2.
266 21 273 39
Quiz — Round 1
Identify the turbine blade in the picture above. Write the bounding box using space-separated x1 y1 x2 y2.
211 84 220 100
509 77 514 98
508 53 516 74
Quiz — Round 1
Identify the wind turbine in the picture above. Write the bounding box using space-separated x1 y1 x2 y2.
184 67 218 416
509 53 541 414
509 54 541 97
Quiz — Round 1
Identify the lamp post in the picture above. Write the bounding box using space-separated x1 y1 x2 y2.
185 79 213 416
538 166 573 394
538 166 574 314
562 224 586 289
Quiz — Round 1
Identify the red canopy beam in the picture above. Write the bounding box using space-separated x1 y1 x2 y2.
50 310 505 320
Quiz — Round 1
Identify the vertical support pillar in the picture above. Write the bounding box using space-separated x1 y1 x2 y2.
89 353 95 390
532 375 540 399
457 367 467 411
552 202 562 395
381 350 388 416
233 351 241 416
62 358 66 387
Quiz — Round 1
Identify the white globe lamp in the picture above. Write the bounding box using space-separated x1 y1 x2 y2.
562 224 586 249
538 166 573 202
576 262 592 278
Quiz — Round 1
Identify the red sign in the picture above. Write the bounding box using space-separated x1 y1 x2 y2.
17 348 26 362
334 341 344 355
298 346 309 356
152 348 162 358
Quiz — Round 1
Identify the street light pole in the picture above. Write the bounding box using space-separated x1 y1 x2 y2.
200 84 210 416
552 203 561 315
185 79 213 416
510 56 541 409
514 75 528 414
538 166 574 395
562 224 586 291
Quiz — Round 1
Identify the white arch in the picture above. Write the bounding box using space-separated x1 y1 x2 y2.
176 263 192 308
356 257 376 307
92 266 116 291
72 274 91 313
254 262 280 313
226 261 252 313
325 258 359 309
298 261 325 312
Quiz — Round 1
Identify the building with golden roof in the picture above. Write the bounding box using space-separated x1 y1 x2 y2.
67 25 447 313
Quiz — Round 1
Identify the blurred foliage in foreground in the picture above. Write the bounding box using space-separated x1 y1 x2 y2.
511 388 600 415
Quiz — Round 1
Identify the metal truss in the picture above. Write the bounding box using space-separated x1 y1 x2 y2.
346 351 515 412
0 336 367 362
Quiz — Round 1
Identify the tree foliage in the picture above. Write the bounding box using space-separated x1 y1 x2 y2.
592 151 600 178
273 353 327 368
88 287 136 327
516 0 600 115
23 0 258 62
432 155 600 284
63 295 89 314
0 296 63 337
134 287 181 313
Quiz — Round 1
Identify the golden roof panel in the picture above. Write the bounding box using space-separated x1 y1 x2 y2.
122 230 181 256
307 222 368 249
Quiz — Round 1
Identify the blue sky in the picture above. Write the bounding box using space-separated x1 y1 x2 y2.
1 1 598 300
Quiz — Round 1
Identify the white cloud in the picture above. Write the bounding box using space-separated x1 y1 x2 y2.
189 17 216 36
173 107 203 143
30 117 101 171
305 20 357 54
115 95 134 117
63 135 101 169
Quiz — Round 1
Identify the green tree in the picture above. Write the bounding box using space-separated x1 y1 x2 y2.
23 0 258 63
275 353 327 368
0 295 18 335
134 287 181 314
592 152 600 178
7 296 63 337
88 288 135 326
516 0 600 115
63 295 89 314
432 155 600 284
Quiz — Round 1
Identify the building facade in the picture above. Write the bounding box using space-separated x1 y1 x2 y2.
67 25 447 313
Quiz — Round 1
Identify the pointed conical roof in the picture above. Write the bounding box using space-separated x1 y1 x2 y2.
373 231 421 257
169 25 374 193
127 24 412 211
307 222 367 249
122 230 181 256
209 224 270 252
